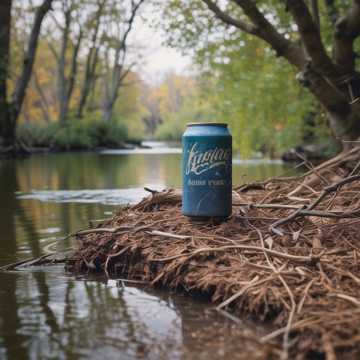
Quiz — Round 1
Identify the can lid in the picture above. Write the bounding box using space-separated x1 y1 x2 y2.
187 122 228 127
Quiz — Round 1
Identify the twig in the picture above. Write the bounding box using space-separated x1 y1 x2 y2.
105 246 130 277
308 175 360 210
74 226 132 236
0 253 55 271
270 206 306 236
145 230 191 240
150 244 321 264
294 151 329 185
329 293 360 307
297 279 315 314
216 275 272 310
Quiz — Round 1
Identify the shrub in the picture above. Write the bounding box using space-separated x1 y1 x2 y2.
155 120 183 141
17 119 131 150
86 120 128 147
52 122 95 150
17 123 59 148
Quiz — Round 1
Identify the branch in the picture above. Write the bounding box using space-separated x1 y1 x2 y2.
11 0 53 123
307 174 360 210
33 71 51 123
46 36 59 62
286 0 339 79
201 0 256 34
333 0 360 72
270 174 360 235
76 0 105 118
232 0 306 68
67 29 83 101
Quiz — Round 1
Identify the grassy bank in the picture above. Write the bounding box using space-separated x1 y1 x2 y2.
17 119 141 151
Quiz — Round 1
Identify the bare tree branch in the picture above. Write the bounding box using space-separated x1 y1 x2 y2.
77 0 106 117
33 71 51 123
57 6 71 123
102 0 145 121
66 29 83 103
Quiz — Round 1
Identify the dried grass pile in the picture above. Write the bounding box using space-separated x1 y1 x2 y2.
66 147 360 359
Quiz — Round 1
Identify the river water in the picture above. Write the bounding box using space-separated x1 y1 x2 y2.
0 143 294 359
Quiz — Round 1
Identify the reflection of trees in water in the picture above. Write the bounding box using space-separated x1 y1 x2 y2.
47 279 162 358
0 161 63 358
0 161 31 359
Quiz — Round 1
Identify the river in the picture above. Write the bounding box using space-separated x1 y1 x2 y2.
0 143 295 359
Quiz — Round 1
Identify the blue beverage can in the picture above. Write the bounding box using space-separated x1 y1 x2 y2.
182 123 232 218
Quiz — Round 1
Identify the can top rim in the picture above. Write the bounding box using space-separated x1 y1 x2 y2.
187 122 228 127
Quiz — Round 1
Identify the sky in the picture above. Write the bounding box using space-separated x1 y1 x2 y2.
129 1 193 84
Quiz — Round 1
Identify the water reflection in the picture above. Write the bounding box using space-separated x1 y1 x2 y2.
13 152 291 206
0 269 264 360
0 150 295 359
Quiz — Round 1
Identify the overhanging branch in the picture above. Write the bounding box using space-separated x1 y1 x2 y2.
333 0 360 72
202 0 256 34
286 0 339 79
202 0 306 68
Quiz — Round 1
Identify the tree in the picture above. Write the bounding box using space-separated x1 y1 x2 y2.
48 0 84 124
164 0 360 150
76 0 106 118
101 0 145 122
0 0 53 152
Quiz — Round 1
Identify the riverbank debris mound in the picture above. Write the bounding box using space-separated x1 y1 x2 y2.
66 147 360 359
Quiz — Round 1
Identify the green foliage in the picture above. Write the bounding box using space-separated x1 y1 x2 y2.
155 119 184 141
155 0 333 157
16 123 59 148
197 34 313 157
17 118 129 150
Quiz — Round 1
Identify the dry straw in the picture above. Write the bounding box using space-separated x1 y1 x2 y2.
63 147 360 359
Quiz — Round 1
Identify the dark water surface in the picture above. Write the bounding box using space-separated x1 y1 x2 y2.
0 146 294 359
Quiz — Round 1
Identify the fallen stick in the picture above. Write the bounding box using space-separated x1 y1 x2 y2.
145 230 191 240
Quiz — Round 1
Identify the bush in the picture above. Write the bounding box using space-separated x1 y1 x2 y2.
155 120 184 141
86 120 128 147
17 123 59 148
52 123 95 150
17 119 130 150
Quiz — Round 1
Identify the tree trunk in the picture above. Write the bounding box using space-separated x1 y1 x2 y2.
327 105 360 149
12 0 53 126
0 0 13 147
0 0 52 151
103 100 114 122
101 0 144 122
33 71 51 123
57 8 71 124
76 0 105 118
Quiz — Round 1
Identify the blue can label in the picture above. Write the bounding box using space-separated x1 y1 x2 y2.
185 142 231 176
182 126 232 218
